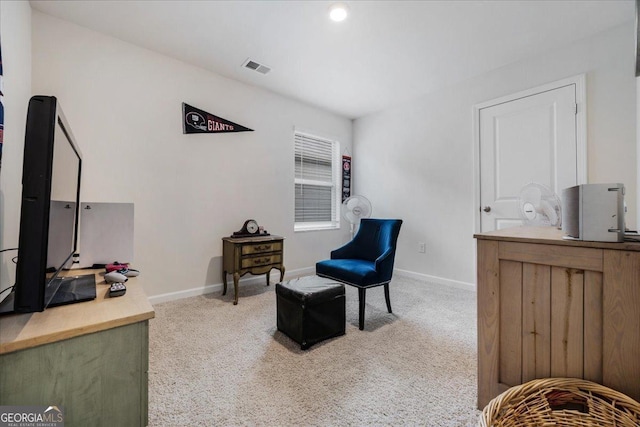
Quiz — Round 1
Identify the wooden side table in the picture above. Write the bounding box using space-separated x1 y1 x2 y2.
222 235 285 305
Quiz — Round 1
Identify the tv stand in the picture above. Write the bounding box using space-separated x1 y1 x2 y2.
0 270 154 426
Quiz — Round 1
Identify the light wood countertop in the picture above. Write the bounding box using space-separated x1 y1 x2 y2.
0 269 154 355
474 225 640 251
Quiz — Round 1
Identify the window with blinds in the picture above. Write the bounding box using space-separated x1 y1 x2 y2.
294 130 340 231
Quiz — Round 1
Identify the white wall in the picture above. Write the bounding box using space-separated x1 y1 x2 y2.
354 22 636 288
28 11 352 299
0 1 31 298
4 9 634 303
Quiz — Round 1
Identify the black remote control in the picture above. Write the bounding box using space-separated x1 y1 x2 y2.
109 282 126 297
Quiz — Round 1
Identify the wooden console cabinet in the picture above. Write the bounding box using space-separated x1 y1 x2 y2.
475 227 640 408
0 270 154 426
222 235 285 305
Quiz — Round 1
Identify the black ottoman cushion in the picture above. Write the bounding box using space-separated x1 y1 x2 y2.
276 276 345 350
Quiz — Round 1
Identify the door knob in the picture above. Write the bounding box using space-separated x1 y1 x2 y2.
483 206 492 213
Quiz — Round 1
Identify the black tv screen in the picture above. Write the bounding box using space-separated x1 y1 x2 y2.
11 96 86 312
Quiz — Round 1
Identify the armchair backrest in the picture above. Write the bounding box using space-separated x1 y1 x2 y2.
351 218 403 262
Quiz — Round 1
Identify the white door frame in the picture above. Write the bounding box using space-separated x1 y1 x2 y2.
472 74 587 233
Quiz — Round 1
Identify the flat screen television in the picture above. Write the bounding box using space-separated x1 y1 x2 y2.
0 96 95 315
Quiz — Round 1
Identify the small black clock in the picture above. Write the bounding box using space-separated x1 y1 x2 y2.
232 219 269 237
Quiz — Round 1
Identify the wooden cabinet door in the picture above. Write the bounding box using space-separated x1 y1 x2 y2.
477 240 607 408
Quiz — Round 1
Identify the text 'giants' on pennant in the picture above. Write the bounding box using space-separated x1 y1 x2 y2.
182 103 253 134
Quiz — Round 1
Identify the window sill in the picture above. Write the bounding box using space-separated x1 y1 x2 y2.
294 223 340 232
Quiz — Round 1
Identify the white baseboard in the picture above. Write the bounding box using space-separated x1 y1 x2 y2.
147 266 316 305
148 282 224 305
394 269 476 292
148 267 473 305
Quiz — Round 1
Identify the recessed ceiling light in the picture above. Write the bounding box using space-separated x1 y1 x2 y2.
329 3 349 22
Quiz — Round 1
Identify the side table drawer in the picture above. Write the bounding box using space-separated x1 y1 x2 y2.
242 254 282 268
242 242 282 256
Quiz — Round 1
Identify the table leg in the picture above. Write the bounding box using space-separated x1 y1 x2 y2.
279 266 286 282
266 272 270 287
233 272 240 305
222 270 227 296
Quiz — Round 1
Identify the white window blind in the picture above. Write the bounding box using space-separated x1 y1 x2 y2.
294 131 340 231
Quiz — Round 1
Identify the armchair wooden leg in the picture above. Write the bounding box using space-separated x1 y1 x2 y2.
384 283 392 313
358 288 366 330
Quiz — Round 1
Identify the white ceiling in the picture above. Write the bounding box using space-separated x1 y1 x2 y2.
30 0 634 119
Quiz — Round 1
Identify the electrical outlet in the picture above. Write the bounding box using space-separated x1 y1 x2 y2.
418 242 426 253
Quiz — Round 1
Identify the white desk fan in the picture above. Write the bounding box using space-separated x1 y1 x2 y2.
518 183 562 227
342 195 372 237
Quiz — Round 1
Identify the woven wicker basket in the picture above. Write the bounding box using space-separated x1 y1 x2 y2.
479 378 640 427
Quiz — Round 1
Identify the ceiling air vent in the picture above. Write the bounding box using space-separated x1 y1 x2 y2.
242 58 271 75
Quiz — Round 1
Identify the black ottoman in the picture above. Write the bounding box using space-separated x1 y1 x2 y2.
276 276 345 350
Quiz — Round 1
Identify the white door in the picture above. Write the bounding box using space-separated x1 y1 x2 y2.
479 83 581 232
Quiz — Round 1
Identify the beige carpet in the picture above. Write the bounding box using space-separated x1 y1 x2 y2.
148 276 481 426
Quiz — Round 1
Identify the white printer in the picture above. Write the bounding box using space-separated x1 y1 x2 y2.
561 183 625 242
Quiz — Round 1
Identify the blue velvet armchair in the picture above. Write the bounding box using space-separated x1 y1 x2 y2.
316 218 403 330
